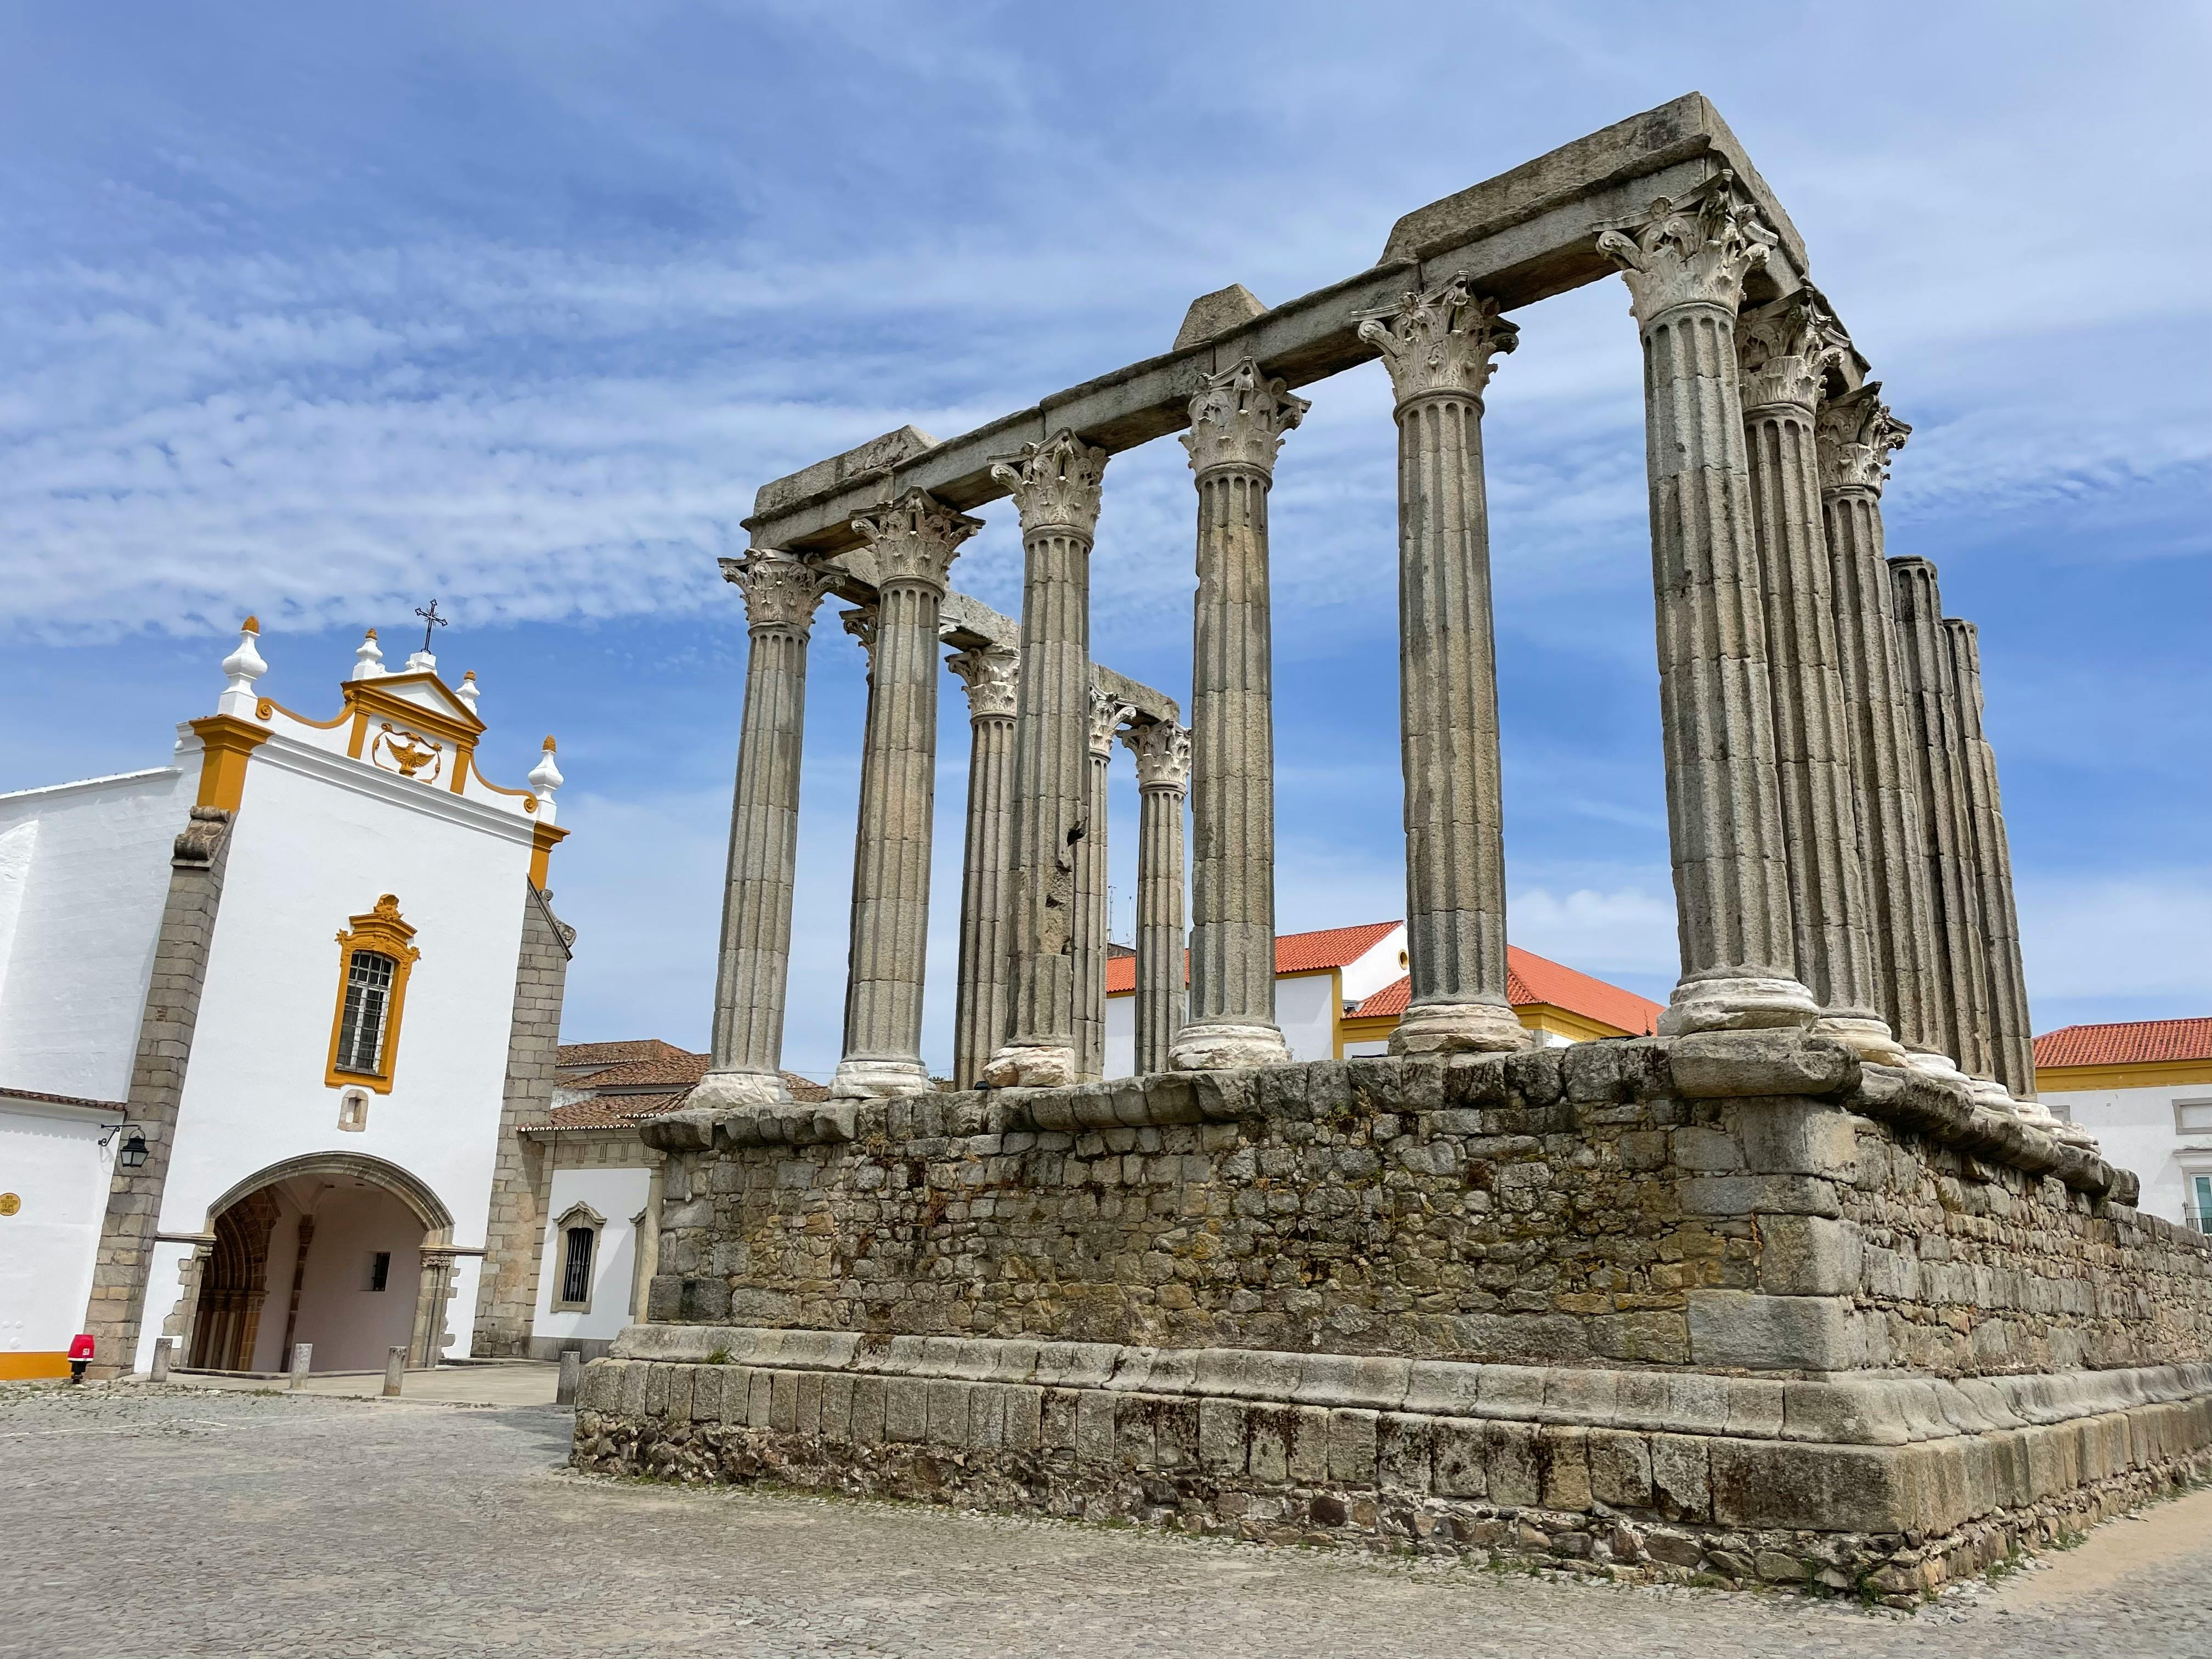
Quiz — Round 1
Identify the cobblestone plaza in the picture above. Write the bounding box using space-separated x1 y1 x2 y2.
5 1384 2211 1658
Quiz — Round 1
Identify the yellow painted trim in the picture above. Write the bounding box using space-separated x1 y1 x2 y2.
254 696 351 731
1328 968 1344 1059
0 1352 72 1381
1519 1003 1639 1044
462 750 540 809
324 894 421 1096
2036 1059 2212 1093
187 714 273 811
529 822 569 887
340 674 486 747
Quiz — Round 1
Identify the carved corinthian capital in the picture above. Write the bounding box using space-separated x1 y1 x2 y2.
840 604 878 658
851 488 983 594
1596 171 1779 327
1180 357 1311 477
1816 381 1912 495
1089 682 1133 757
1353 274 1519 405
726 549 834 635
1122 719 1191 791
946 644 1019 719
1737 291 1848 413
990 428 1109 537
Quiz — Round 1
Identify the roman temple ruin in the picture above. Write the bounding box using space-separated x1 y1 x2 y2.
574 95 2212 1595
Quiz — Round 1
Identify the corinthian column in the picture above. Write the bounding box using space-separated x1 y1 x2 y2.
1171 358 1308 1072
946 644 1019 1089
1944 618 2038 1098
1889 556 1996 1082
1122 719 1189 1076
1818 385 1949 1065
1736 294 1900 1065
981 430 1110 1090
1075 683 1131 1080
1598 177 1817 1035
830 490 981 1101
696 550 836 1111
1354 274 1526 1056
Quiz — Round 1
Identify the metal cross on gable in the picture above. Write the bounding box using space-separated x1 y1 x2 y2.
414 599 447 653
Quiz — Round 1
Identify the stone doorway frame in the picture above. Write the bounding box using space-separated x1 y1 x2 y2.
186 1152 459 1370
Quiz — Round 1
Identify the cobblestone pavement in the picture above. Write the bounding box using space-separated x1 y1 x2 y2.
5 1383 2210 1659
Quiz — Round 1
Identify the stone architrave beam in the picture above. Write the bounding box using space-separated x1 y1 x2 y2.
1600 174 1818 1037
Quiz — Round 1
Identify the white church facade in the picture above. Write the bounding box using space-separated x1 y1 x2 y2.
0 620 573 1379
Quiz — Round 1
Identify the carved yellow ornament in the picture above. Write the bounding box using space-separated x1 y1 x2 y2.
0 1193 20 1216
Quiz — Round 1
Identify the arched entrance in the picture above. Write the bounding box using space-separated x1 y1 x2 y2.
188 1153 458 1373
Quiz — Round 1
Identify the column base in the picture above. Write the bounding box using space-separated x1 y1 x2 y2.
687 1068 792 1111
1388 997 1528 1057
1810 1007 1907 1067
1656 968 1819 1037
979 1043 1078 1090
828 1055 933 1102
1170 1020 1291 1072
1964 1076 2022 1120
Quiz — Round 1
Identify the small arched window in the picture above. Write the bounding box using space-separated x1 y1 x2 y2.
324 895 420 1094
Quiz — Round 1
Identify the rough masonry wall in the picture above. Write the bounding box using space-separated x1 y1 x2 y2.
649 1039 2212 1379
470 883 573 1357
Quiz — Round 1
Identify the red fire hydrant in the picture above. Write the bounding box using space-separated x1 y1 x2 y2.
66 1334 95 1384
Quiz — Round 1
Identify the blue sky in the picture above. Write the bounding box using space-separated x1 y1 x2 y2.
4 2 2207 1080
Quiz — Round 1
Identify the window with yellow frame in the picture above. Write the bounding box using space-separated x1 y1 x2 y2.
325 894 420 1093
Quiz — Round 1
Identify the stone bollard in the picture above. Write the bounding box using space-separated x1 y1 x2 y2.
150 1338 173 1383
289 1342 312 1390
557 1350 582 1407
383 1346 406 1398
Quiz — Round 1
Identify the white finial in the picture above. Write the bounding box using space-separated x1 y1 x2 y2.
528 735 563 824
217 616 268 719
405 646 437 674
352 628 387 681
455 669 481 716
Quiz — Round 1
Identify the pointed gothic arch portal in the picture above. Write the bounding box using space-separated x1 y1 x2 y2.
188 1153 460 1373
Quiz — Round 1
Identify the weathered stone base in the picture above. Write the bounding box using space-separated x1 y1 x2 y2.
574 1342 2212 1596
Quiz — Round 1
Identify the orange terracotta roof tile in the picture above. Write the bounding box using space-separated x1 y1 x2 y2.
564 1049 712 1090
1105 920 1401 996
1347 946 1661 1037
557 1038 691 1070
2034 1018 2212 1069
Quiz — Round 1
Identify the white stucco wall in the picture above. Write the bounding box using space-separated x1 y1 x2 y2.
533 1166 652 1346
0 1098 116 1361
0 766 197 1101
1339 927 1408 1005
286 1184 428 1372
143 731 537 1372
1104 996 1135 1080
2038 1083 2212 1228
1279 973 1339 1063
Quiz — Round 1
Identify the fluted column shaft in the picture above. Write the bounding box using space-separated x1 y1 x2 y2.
1355 276 1525 1056
831 492 980 1101
1074 686 1130 1081
699 551 834 1110
1819 386 1946 1060
1172 359 1308 1072
1889 557 1995 1079
948 646 1018 1089
1599 182 1817 1034
983 432 1110 1090
1945 618 2038 1097
1737 296 1896 1063
1125 720 1190 1076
